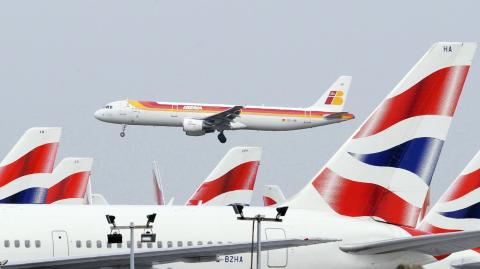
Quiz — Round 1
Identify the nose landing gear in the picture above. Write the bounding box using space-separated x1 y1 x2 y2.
217 132 227 143
120 125 127 137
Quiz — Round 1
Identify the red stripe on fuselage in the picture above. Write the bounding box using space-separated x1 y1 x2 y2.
312 168 420 227
263 196 277 206
354 66 470 138
134 101 345 117
0 143 59 188
45 171 90 204
187 161 259 205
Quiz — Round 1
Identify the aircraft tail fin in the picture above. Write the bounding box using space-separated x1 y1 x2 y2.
152 161 166 205
288 42 477 227
45 157 93 204
186 147 262 206
418 150 480 233
0 127 61 188
263 185 286 206
308 76 352 112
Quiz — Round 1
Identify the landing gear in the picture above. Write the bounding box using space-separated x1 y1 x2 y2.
120 125 127 137
217 132 227 143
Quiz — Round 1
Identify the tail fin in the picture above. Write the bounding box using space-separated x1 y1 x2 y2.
418 150 480 233
45 157 93 204
263 185 286 206
308 76 352 112
0 127 61 188
186 146 262 206
288 42 477 227
152 161 166 205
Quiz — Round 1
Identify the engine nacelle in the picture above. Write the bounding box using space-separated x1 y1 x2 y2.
183 118 206 136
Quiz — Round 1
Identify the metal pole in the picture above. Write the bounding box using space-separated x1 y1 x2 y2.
130 222 135 269
256 216 262 269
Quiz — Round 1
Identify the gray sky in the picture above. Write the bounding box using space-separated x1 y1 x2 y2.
0 0 479 205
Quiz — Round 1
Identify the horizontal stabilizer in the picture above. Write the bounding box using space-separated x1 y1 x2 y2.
4 237 338 268
340 230 480 256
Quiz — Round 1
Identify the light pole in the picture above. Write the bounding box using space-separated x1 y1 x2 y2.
231 204 288 269
106 214 157 269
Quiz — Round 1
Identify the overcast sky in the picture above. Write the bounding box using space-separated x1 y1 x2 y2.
0 0 479 205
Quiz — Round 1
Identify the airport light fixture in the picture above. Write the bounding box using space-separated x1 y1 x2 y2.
231 204 289 269
105 213 157 269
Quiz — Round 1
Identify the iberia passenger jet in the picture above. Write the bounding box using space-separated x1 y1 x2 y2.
94 76 354 143
1 42 478 269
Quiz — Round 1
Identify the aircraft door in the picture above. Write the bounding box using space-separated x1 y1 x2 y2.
303 110 312 124
265 228 287 267
52 230 69 257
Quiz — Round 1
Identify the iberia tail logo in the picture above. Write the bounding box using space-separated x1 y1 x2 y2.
325 90 344 105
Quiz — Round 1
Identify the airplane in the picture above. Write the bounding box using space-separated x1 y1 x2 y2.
418 150 480 268
0 42 477 269
263 185 286 206
94 76 354 143
152 147 262 206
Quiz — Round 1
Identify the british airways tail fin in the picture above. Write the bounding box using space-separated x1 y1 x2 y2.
0 127 61 188
152 160 166 205
308 76 352 112
186 146 262 206
418 150 480 233
45 157 93 204
288 42 477 227
263 185 286 206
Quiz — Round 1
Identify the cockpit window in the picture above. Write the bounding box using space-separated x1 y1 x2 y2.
104 105 113 109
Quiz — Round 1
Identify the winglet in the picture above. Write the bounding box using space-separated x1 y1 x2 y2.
308 76 352 112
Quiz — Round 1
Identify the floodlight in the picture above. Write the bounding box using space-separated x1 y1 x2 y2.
141 231 157 243
146 213 156 226
107 233 123 244
106 215 116 225
231 204 244 218
276 206 289 219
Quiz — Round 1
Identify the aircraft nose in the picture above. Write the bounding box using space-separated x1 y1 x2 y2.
94 109 104 120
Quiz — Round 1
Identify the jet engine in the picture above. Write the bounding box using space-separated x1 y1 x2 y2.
183 118 206 136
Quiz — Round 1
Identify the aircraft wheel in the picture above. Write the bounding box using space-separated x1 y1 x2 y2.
217 132 227 143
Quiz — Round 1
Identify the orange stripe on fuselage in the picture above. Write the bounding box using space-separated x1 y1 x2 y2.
127 100 353 119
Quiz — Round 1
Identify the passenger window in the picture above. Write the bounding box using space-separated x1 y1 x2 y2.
127 241 131 248
14 240 20 248
218 241 223 245
177 241 183 247
86 240 92 248
157 241 163 248
207 241 212 245
4 240 9 248
147 242 153 248
137 241 142 248
187 241 193 246
96 240 102 248
35 240 41 248
25 240 31 248
197 241 203 246
107 243 112 249
167 241 173 248
116 243 122 248
76 240 82 248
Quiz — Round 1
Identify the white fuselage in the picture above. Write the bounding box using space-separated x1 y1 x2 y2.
0 204 435 268
94 100 353 132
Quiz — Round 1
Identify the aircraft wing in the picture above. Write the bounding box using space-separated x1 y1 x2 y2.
339 230 480 256
201 105 243 128
4 237 338 269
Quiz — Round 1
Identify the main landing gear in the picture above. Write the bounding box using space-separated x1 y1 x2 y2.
120 125 127 137
217 132 227 143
